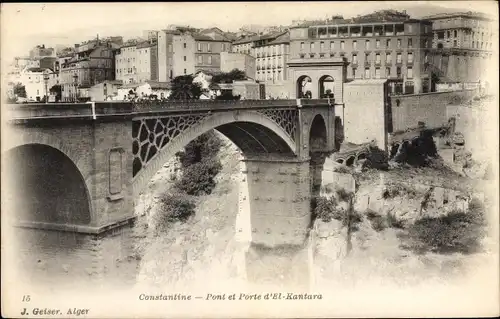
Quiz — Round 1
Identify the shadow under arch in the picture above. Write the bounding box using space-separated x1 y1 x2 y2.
132 110 297 197
2 143 92 225
309 114 328 152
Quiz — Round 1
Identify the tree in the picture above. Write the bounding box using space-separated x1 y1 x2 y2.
169 75 202 100
13 83 27 98
212 69 247 84
49 84 62 102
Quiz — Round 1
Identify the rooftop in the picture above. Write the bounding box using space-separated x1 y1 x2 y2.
422 11 494 21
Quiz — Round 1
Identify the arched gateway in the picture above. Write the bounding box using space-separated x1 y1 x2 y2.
3 99 338 283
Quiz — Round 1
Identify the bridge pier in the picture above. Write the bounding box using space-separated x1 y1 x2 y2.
237 155 313 288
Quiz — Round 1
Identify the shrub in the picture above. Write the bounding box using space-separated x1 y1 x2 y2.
382 183 421 199
386 211 405 229
336 188 353 202
406 201 486 254
153 192 196 233
314 195 362 232
313 196 339 222
176 131 223 168
332 165 351 174
366 210 386 232
174 158 222 195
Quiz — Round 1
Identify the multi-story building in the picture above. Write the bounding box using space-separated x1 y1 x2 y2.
220 52 256 79
143 30 159 44
288 10 434 95
232 31 291 83
157 28 232 82
29 45 56 59
8 67 58 101
59 38 116 100
254 32 290 84
422 11 495 83
115 41 158 84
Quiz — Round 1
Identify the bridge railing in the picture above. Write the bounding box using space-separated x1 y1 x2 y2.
4 99 336 121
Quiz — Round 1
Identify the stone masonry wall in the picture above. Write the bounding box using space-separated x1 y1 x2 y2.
343 82 387 150
390 89 479 132
9 224 136 287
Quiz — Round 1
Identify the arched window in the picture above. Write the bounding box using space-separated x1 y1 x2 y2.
319 75 334 98
296 75 312 98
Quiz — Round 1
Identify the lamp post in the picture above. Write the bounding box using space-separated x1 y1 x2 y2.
43 69 50 103
72 73 78 102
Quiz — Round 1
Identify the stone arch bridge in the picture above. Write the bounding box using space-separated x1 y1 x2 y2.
2 99 339 251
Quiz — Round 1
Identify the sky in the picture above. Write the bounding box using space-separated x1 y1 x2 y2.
1 1 497 62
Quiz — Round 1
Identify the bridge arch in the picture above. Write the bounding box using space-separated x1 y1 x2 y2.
132 110 297 197
2 143 92 225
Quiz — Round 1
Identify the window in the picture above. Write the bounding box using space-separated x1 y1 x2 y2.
397 39 401 48
454 30 458 37
386 39 391 48
197 56 202 64
407 67 413 79
352 54 357 64
197 43 202 51
375 53 381 64
447 31 451 38
396 66 402 78
408 25 413 33
340 41 345 50
365 53 370 63
310 42 315 50
352 67 356 78
376 39 380 48
353 40 357 50
183 68 187 74
386 67 391 77
183 56 187 61
408 52 413 63
207 43 212 52
364 68 370 79
408 38 413 48
424 52 429 63
365 40 370 50
437 31 445 39
168 44 173 52
330 41 334 50
454 40 457 47
320 41 325 51
397 53 402 63
183 43 187 49
375 67 381 79
169 70 173 79
208 56 212 64
386 52 391 63
300 42 305 50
